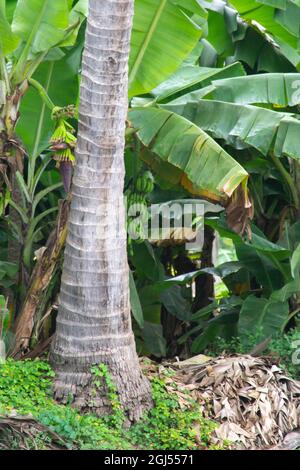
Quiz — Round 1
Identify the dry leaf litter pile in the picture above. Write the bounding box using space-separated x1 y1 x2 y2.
144 355 300 449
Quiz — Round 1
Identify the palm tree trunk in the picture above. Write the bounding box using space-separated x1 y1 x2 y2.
50 0 152 421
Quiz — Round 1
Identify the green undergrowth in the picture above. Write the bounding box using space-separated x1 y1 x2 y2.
0 359 221 450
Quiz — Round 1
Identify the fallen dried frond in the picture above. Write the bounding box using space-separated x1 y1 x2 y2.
0 413 68 450
172 355 300 449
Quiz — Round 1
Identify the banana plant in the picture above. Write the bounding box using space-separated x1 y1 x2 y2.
0 0 86 307
179 215 300 353
0 0 86 184
126 2 300 355
3 0 212 356
0 0 85 188
133 61 300 208
128 63 254 237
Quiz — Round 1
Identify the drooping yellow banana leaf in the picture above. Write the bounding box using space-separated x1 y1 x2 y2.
128 107 249 206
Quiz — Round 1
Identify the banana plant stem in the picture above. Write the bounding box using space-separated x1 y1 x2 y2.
269 153 299 212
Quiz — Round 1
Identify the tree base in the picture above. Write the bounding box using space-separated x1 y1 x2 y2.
50 347 153 423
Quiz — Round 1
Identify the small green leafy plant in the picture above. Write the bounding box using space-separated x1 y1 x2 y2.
91 364 124 428
128 374 219 450
0 359 54 413
0 359 220 450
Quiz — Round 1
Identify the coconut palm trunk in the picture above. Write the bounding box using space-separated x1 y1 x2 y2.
50 0 152 421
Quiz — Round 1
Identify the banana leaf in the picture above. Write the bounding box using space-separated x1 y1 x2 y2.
129 0 207 97
162 98 300 160
203 0 300 70
128 107 248 205
234 27 297 72
60 0 88 47
228 0 300 68
0 0 19 55
211 73 300 106
12 0 70 54
238 294 289 343
151 61 245 103
230 0 300 50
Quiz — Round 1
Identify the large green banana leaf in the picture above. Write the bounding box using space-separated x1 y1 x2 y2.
129 0 207 98
150 62 245 103
60 0 88 47
200 0 300 70
131 62 245 108
128 107 248 204
1 1 86 56
238 294 289 343
230 0 300 67
162 98 300 160
210 73 300 106
229 0 300 50
12 0 70 54
0 0 19 54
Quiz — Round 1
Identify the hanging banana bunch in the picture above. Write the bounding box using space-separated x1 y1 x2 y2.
126 169 155 251
135 170 154 194
49 106 77 193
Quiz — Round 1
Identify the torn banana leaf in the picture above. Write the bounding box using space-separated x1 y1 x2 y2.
211 73 300 107
128 107 250 211
162 99 300 160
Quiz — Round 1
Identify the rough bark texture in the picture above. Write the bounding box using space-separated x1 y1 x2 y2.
50 0 152 422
